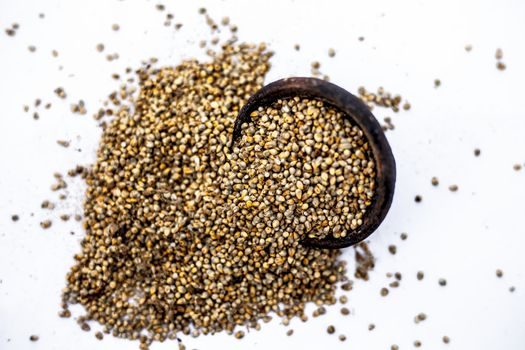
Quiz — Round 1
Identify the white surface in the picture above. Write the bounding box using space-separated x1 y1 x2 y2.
1 0 525 349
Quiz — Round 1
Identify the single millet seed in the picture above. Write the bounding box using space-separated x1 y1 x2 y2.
58 309 71 318
57 140 70 148
54 87 66 99
495 48 503 60
342 282 353 291
233 330 245 339
40 220 52 229
415 312 427 323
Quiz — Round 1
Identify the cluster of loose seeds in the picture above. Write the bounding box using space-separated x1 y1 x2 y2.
356 86 410 131
61 42 353 347
357 86 404 112
4 22 19 36
495 48 506 71
70 100 87 115
232 98 376 240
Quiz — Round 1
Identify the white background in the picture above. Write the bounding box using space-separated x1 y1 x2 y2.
1 0 525 349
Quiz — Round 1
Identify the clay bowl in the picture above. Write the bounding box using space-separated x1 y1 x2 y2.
231 77 396 249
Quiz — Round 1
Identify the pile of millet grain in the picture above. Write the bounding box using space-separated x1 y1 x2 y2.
232 98 376 240
60 41 374 348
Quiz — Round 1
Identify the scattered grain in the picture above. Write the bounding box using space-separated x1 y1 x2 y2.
388 245 397 255
57 140 70 147
40 220 52 229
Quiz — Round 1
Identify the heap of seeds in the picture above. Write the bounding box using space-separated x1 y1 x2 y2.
231 98 376 240
61 42 348 347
